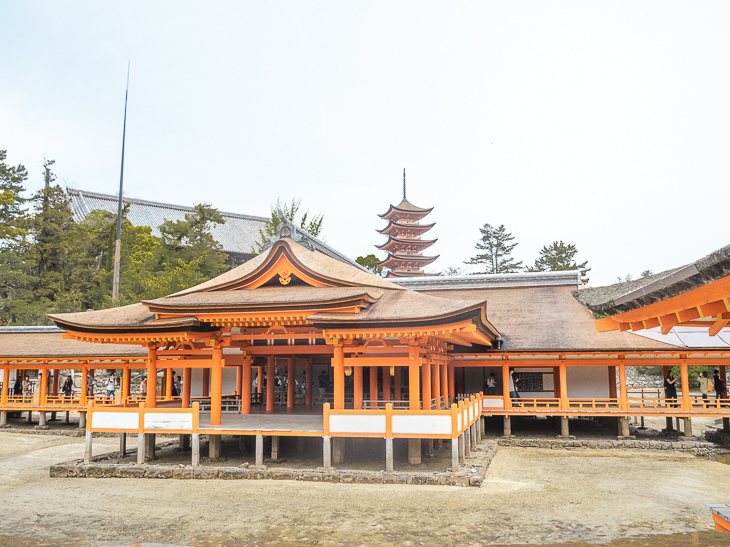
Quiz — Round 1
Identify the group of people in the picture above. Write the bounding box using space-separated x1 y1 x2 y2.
663 369 726 404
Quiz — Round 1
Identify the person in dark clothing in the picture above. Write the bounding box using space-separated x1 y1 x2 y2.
664 371 678 407
713 370 725 401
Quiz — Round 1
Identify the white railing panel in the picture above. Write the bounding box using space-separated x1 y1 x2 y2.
457 413 462 431
92 411 139 430
482 398 504 409
144 412 193 431
329 414 386 434
392 414 451 435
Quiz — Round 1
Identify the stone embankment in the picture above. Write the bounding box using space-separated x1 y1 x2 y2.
497 436 718 456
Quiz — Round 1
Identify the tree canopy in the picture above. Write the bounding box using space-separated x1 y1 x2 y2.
526 240 589 283
465 223 523 274
355 254 383 275
254 198 324 253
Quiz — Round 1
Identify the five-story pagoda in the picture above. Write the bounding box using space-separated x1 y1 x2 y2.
377 169 438 277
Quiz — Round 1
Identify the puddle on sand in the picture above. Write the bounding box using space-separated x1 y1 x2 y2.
1 530 729 546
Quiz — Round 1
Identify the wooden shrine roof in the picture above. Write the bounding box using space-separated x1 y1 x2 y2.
378 199 433 219
0 329 146 358
420 285 677 351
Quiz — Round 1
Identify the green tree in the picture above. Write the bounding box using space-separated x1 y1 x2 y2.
254 198 324 253
439 266 464 276
527 241 589 283
465 223 523 274
356 254 383 275
0 150 38 324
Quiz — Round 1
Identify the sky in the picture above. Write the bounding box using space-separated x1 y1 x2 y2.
1 1 729 287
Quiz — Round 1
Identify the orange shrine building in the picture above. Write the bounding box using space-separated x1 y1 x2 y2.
0 217 729 471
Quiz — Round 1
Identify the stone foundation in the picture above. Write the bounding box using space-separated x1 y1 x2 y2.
497 436 717 456
50 442 498 488
705 429 730 449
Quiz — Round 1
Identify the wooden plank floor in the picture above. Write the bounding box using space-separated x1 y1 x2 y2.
199 412 324 433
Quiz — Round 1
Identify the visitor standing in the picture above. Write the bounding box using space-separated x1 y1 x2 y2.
698 371 709 401
486 372 497 395
106 373 116 397
713 370 725 401
509 369 520 406
140 377 147 397
664 371 678 407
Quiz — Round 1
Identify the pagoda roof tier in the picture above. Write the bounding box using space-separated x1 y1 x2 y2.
377 221 435 237
378 200 433 222
375 236 438 253
49 237 498 347
378 253 440 270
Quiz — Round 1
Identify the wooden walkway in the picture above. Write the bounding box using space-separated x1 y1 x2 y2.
198 412 324 436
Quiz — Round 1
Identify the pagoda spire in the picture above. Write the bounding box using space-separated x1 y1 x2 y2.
403 168 406 201
376 171 438 278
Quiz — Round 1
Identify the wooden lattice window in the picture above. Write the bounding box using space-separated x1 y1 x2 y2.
514 372 544 392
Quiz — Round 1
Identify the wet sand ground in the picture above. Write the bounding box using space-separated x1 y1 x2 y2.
1 430 730 546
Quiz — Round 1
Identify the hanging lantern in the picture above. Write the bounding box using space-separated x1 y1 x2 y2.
390 366 395 376
345 366 353 377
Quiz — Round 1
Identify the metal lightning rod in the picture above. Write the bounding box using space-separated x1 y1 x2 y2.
112 62 130 304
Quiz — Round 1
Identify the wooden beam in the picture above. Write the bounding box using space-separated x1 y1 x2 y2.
710 319 730 337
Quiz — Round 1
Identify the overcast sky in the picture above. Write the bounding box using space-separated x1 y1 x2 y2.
2 1 729 287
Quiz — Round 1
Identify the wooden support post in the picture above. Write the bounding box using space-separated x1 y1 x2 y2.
38 412 46 427
209 434 221 460
323 436 332 468
0 411 7 426
241 363 251 415
211 346 223 426
333 345 345 410
1 367 8 406
417 361 433 410
122 368 130 400
137 433 146 464
458 433 465 462
618 417 630 437
440 364 448 406
608 366 617 399
236 365 243 400
305 360 313 406
80 367 88 406
182 368 191 409
191 434 200 466
370 366 378 404
553 366 561 399
84 431 92 464
333 437 345 464
394 367 402 401
385 438 394 472
271 436 280 461
354 365 363 410
39 370 48 407
119 433 127 456
408 438 421 465
683 417 693 437
287 359 295 409
448 362 456 403
255 434 264 466
266 357 275 412
257 366 263 395
146 347 157 408
680 361 690 412
502 363 511 410
78 411 86 429
503 415 511 437
202 368 210 397
451 438 460 471
464 427 471 457
164 368 172 399
559 363 568 411
382 367 391 403
52 369 59 399
618 362 628 412
409 347 420 410
179 434 190 451
561 416 570 437
431 362 440 408
145 433 156 459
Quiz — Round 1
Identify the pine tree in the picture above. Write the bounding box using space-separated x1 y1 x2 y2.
465 223 523 274
254 198 324 253
356 254 383 275
527 241 589 283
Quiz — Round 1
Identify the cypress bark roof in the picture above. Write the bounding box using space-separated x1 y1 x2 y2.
574 244 730 317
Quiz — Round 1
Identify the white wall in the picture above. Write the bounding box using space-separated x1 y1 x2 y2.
566 366 610 398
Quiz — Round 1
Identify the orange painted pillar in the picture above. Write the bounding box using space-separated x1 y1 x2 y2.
721 365 728 398
502 363 511 410
39 369 47 405
165 368 173 400
1 366 9 405
456 367 465 397
440 364 448 406
202 369 210 398
241 363 251 415
146 348 157 408
559 363 568 410
80 367 88 406
448 363 456 403
394 367 402 401
287 358 295 409
618 362 628 411
608 366 617 399
257 366 263 395
266 357 275 412
409 346 421 410
333 345 345 410
52 369 60 398
236 366 243 398
553 366 561 399
431 362 440 409
370 366 378 403
305 360 313 406
210 346 223 426
382 367 391 403
680 361 690 411
422 357 432 410
121 368 130 400
354 365 363 409
182 368 191 409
